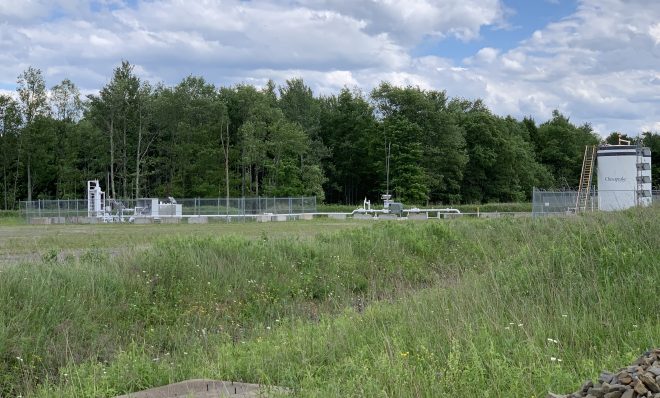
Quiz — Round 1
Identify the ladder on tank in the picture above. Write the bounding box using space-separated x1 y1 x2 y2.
575 145 596 213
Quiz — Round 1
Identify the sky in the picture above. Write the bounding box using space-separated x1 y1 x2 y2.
1 0 660 136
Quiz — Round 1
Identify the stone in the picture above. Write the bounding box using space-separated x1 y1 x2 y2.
581 381 595 392
640 373 660 393
604 391 623 398
587 387 606 398
620 390 634 398
648 367 660 377
600 373 615 385
635 380 649 395
618 372 633 385
547 393 567 398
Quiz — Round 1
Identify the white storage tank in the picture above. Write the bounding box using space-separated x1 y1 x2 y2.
597 145 652 211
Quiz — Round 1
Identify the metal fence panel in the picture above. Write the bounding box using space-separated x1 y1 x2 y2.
532 188 658 217
20 196 318 223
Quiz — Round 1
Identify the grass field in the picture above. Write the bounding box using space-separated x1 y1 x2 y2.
0 208 658 397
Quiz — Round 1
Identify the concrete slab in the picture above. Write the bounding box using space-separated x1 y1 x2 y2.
407 213 428 220
274 214 287 222
353 213 374 220
134 217 153 224
114 379 287 398
300 213 313 220
160 217 181 224
377 214 398 220
188 216 208 224
328 213 347 220
256 214 272 223
29 217 51 225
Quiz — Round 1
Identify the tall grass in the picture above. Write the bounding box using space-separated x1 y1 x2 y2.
0 208 658 396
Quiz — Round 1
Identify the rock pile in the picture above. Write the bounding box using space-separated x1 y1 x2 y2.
549 349 660 398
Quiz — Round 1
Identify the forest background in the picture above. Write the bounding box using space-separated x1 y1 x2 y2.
1 61 658 209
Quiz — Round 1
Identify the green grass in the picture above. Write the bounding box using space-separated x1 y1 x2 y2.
0 219 362 259
0 208 658 397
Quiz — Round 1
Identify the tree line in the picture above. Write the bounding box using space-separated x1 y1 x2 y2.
0 61 658 209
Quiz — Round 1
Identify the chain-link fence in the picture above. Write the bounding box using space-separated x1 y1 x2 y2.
20 196 317 223
532 187 658 217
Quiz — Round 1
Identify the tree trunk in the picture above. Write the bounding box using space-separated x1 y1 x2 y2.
135 109 142 200
27 154 31 202
122 123 127 199
220 123 230 213
3 164 7 210
110 118 116 199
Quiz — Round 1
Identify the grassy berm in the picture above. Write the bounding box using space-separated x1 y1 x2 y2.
0 209 658 397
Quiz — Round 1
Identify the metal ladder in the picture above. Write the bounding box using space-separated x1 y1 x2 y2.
575 145 596 213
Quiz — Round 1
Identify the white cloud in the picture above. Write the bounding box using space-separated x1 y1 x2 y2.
0 0 658 135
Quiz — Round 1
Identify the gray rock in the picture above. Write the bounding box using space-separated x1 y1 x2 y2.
635 380 649 395
648 367 660 377
603 391 623 398
618 372 633 385
581 381 595 392
620 390 634 398
640 372 660 393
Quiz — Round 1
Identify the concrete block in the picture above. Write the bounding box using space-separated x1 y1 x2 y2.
301 213 314 220
30 217 51 225
440 213 462 219
134 217 153 224
328 213 347 220
188 216 208 224
377 214 398 220
51 217 66 224
161 217 181 224
353 213 374 220
275 214 287 222
256 214 272 223
408 212 428 220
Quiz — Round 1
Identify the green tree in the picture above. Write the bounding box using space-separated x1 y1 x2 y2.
641 132 660 188
536 110 599 188
17 66 50 202
0 95 22 208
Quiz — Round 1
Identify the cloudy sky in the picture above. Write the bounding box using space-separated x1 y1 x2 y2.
1 0 659 135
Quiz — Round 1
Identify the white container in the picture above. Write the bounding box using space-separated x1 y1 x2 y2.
597 145 652 211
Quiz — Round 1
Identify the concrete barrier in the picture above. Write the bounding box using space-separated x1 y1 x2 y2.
256 214 272 223
408 213 428 220
328 213 347 220
353 213 374 220
134 217 153 224
161 217 181 224
301 213 314 220
29 217 51 225
188 216 208 224
377 214 398 220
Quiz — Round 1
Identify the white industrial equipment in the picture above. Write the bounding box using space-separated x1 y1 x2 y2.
85 180 182 222
87 180 106 218
597 144 652 211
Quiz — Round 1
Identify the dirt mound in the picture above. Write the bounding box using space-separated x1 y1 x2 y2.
114 379 287 398
548 349 660 398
